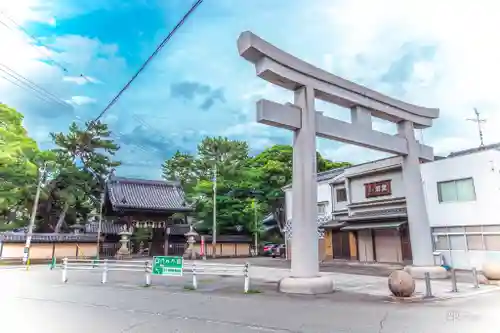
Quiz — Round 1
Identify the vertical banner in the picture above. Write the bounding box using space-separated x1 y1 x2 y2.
200 236 205 258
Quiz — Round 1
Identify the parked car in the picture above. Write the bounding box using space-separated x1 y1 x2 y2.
262 243 278 256
272 244 286 258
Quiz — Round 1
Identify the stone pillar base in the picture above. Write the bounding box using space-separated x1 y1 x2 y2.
278 276 335 294
404 265 448 279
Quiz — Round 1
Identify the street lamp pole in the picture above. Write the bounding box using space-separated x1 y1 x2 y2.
253 199 258 255
212 163 217 258
23 163 46 265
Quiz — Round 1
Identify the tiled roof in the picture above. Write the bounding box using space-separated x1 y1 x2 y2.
106 177 192 212
322 221 346 229
317 168 346 182
0 232 98 243
85 222 123 235
348 208 407 221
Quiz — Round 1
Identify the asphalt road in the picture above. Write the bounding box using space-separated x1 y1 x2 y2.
1 268 499 333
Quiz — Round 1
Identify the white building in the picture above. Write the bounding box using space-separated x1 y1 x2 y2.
284 144 500 270
423 147 500 269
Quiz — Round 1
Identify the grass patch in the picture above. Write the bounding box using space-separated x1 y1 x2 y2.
183 285 196 291
245 289 262 294
142 284 152 288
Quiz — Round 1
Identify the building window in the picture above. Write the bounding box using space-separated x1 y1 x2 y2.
434 235 448 250
466 235 483 250
449 235 466 250
484 235 500 251
437 178 476 203
317 203 327 215
336 188 347 202
432 225 500 252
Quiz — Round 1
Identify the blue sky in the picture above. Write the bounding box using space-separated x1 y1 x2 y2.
1 0 499 179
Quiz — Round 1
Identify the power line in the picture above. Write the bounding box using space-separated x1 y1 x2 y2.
0 74 56 105
90 0 204 125
0 12 94 83
0 63 72 109
0 63 68 106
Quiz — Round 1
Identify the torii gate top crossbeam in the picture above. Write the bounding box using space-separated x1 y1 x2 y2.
237 31 439 129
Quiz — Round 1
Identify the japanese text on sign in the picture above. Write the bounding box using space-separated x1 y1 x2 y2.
364 180 392 198
152 256 184 277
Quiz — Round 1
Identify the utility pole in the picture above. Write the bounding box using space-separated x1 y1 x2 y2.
212 163 217 258
253 199 258 255
23 163 47 265
94 170 115 260
95 192 105 260
467 108 486 147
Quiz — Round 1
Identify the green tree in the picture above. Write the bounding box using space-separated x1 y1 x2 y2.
161 139 351 238
193 137 253 233
50 120 121 189
0 104 41 229
34 120 121 232
248 144 351 235
162 136 255 234
161 151 198 191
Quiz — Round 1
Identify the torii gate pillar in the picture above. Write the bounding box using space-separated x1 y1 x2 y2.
288 86 322 280
237 32 446 294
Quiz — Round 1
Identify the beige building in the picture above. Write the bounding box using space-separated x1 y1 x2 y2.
284 157 411 264
328 157 411 264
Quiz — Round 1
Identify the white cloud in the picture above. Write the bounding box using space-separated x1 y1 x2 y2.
4 0 500 171
66 95 96 106
316 0 500 157
168 0 500 163
0 1 127 143
322 143 391 165
213 0 500 164
0 0 55 25
62 75 101 85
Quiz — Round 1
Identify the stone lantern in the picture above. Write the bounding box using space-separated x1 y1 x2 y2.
183 225 199 260
115 224 133 259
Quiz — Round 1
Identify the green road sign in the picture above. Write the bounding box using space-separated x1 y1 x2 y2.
152 256 183 276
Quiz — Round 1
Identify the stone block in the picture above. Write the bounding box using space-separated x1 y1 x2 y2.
278 276 335 295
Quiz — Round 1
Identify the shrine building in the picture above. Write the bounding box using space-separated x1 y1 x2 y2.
102 176 193 257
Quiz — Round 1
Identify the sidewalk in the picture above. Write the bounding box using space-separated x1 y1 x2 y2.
248 265 500 301
213 257 484 283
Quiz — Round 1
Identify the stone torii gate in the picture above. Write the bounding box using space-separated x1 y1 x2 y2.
237 31 445 294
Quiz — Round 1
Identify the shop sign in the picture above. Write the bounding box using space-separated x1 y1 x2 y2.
365 180 392 198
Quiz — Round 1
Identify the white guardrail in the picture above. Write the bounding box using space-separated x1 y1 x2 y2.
60 258 250 292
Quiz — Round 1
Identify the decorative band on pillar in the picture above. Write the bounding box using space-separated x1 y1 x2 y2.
284 214 330 240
